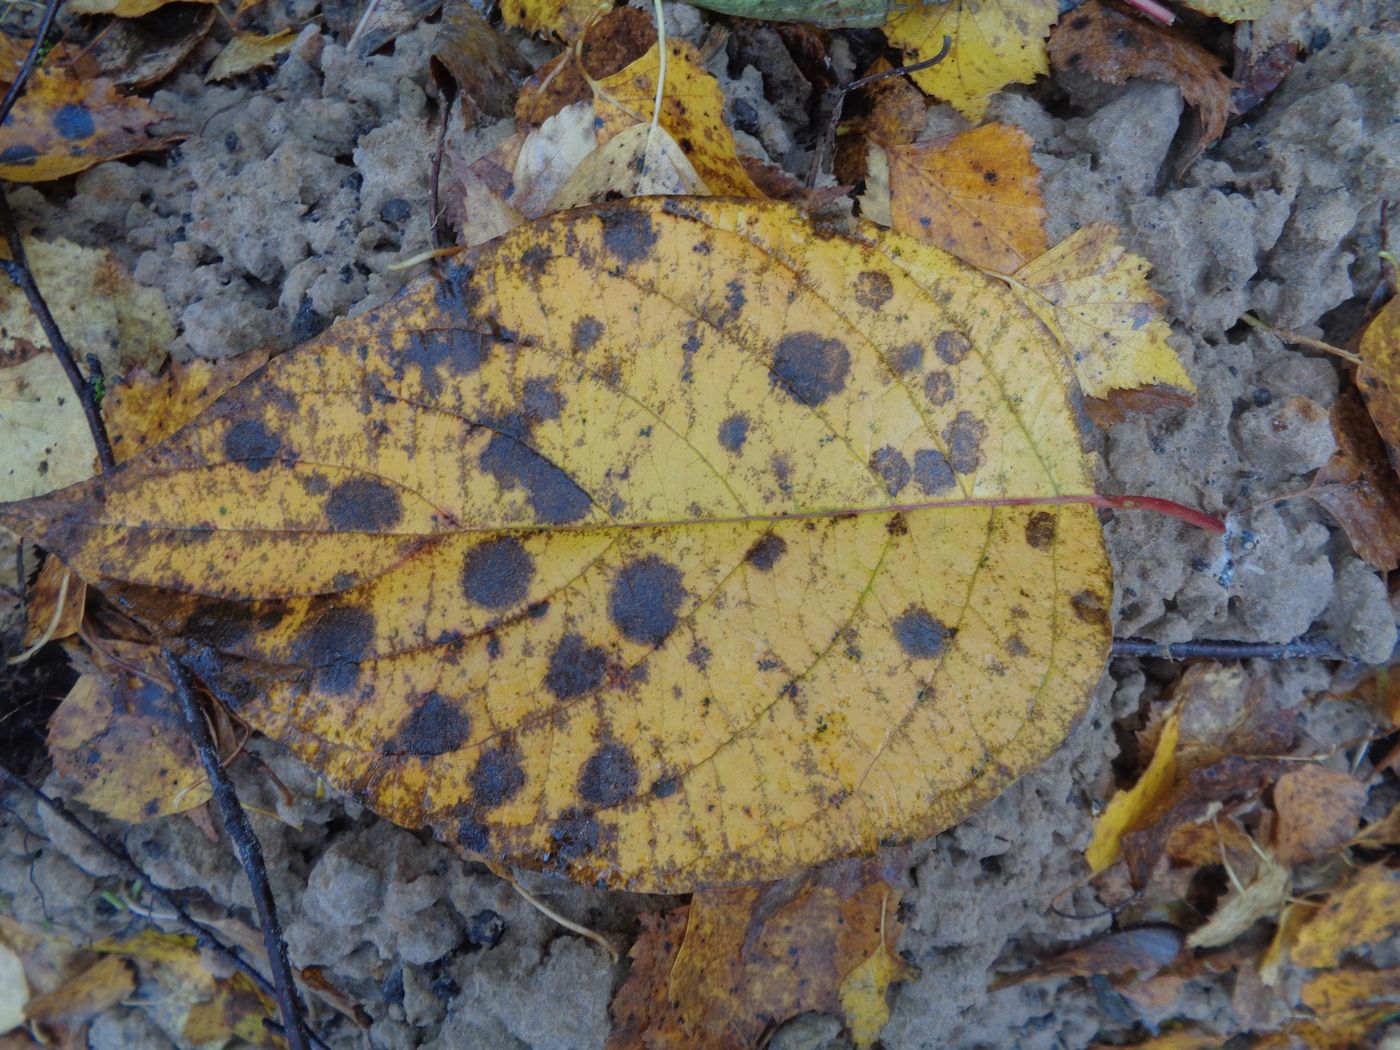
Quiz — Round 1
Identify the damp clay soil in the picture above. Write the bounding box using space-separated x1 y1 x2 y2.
2 2 1399 1048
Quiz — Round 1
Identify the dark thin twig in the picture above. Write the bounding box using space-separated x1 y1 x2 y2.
0 763 333 1050
0 195 115 471
1110 635 1349 662
807 34 953 188
164 651 312 1050
0 0 63 128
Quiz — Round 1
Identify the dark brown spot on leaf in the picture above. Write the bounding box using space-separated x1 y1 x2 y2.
400 329 488 397
52 103 95 141
771 332 851 406
870 446 911 497
651 776 679 798
578 742 639 807
600 207 658 264
943 411 988 474
891 342 924 373
471 742 526 807
718 413 749 453
295 604 375 695
913 449 956 494
480 429 591 525
935 330 972 365
572 316 604 353
222 418 283 472
551 810 599 861
544 633 608 700
458 817 489 853
461 536 534 610
522 377 564 422
387 691 470 756
893 606 951 660
1071 590 1109 628
745 533 787 571
924 370 954 406
854 270 894 310
1025 511 1056 550
325 477 403 531
609 555 685 646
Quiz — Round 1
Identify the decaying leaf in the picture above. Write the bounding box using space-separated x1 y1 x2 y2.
23 955 135 1046
1176 0 1272 21
884 123 1049 274
1357 293 1400 478
1291 865 1400 969
1 199 1114 891
1307 391 1400 572
1269 765 1368 866
84 7 218 92
348 0 441 59
609 862 912 1047
548 123 708 208
685 0 899 28
1087 705 1183 872
515 5 655 125
1300 967 1400 1042
205 30 297 82
593 39 763 197
991 927 1182 990
431 0 530 124
0 70 179 182
1010 223 1195 405
1048 2 1234 153
1186 847 1290 949
20 555 84 650
1258 900 1319 987
68 0 213 14
887 0 1059 121
500 0 611 39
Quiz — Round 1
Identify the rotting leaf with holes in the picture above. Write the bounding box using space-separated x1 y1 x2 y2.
0 198 1116 891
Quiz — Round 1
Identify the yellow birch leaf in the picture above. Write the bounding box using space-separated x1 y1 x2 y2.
885 123 1049 274
0 69 178 182
1 199 1114 891
1259 900 1319 987
1086 706 1181 872
68 0 213 15
1300 967 1400 1042
501 0 612 39
205 30 297 83
839 897 917 1049
592 40 764 197
1292 866 1400 970
1009 224 1195 403
886 0 1059 121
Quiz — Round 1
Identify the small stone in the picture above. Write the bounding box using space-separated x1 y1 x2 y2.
379 197 412 224
305 849 382 928
1235 394 1336 475
466 908 505 949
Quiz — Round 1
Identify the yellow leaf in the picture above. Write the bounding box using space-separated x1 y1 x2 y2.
68 0 213 15
549 123 708 209
839 896 917 1049
593 40 764 197
886 0 1059 121
1258 900 1319 987
1300 967 1400 1043
1292 866 1400 970
501 0 612 39
1176 0 1272 21
1010 224 1195 402
2 199 1114 891
885 123 1049 274
1357 292 1400 479
0 70 178 182
205 30 297 82
1186 847 1290 949
1086 706 1181 872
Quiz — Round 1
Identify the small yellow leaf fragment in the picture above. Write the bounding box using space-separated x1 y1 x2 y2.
839 897 917 1049
1186 847 1290 949
1011 223 1194 402
1292 865 1400 970
885 123 1049 274
886 0 1058 121
205 30 297 83
1086 707 1181 872
593 40 764 197
1258 900 1319 987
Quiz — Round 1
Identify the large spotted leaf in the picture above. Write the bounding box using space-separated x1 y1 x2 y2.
2 199 1112 891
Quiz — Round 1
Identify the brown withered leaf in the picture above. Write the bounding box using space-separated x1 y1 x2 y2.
81 6 217 92
1307 390 1400 571
1357 292 1400 478
1083 386 1196 429
1048 1 1234 153
515 5 655 126
431 0 530 125
608 861 911 1049
20 556 84 651
23 955 135 1048
1270 765 1368 866
0 69 179 181
990 927 1182 990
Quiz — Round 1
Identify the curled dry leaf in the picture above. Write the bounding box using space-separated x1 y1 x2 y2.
0 70 178 182
990 927 1182 990
1270 764 1368 866
1048 1 1234 153
82 7 218 92
348 0 440 59
1307 391 1400 572
885 123 1049 275
1291 865 1400 969
0 199 1115 891
515 5 655 126
205 30 297 83
1357 293 1400 478
886 0 1059 121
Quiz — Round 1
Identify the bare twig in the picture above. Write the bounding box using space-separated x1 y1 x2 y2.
164 651 312 1050
1110 635 1349 662
0 0 62 128
1239 312 1363 367
0 764 334 1050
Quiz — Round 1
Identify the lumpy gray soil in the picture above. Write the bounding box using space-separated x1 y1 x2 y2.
2 2 1398 1047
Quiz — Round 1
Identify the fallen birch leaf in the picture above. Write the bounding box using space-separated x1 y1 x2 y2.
0 71 178 182
886 0 1058 121
1258 900 1319 986
838 894 917 1049
1307 391 1400 572
885 123 1048 274
1 199 1115 891
1010 223 1195 404
1291 865 1400 969
1048 2 1234 153
548 123 708 209
431 0 530 124
23 956 134 1046
593 39 763 197
1186 847 1290 949
509 100 602 218
84 7 218 92
1300 967 1400 1040
1270 765 1368 866
348 0 440 59
515 5 655 126
205 30 297 83
1357 293 1400 478
991 927 1182 990
1087 705 1182 873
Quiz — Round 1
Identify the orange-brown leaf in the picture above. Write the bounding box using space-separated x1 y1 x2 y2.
515 5 655 125
20 556 84 649
1270 765 1368 866
886 123 1048 274
1291 866 1400 969
1307 391 1400 571
990 928 1182 990
1048 1 1233 151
